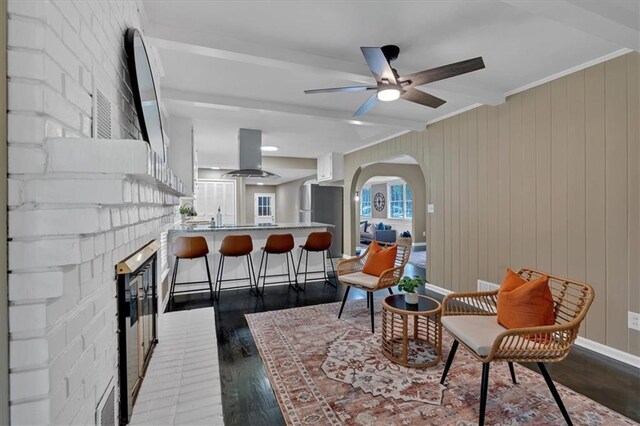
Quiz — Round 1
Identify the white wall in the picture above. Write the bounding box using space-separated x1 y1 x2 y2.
167 116 194 195
6 1 183 424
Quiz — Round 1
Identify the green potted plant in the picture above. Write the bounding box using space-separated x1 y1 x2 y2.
178 203 197 223
397 275 426 304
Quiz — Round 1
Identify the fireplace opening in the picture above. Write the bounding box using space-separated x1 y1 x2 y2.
115 240 160 425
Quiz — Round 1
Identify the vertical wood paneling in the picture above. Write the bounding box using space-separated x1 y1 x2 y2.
628 53 640 356
521 90 537 268
429 122 445 287
509 94 523 271
444 119 453 290
498 103 510 277
535 84 552 272
468 109 479 287
486 107 500 283
460 113 470 291
567 71 587 337
551 78 568 277
451 116 461 291
477 106 489 281
585 63 607 343
605 55 628 352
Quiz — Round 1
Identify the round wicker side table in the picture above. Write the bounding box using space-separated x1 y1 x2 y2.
381 294 442 368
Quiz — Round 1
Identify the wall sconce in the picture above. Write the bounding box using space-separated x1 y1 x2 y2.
354 191 360 202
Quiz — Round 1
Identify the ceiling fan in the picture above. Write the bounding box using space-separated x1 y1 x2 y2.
304 45 485 117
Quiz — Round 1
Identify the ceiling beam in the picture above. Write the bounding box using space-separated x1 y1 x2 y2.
148 23 505 105
502 0 640 51
162 88 428 131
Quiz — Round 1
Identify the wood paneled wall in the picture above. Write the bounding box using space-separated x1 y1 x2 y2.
344 52 639 356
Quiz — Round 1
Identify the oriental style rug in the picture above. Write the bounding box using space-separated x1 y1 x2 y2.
245 299 637 425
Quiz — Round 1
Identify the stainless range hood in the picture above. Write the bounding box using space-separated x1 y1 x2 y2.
222 128 279 178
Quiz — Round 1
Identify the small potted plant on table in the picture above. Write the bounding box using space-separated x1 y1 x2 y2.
397 276 426 304
178 203 197 223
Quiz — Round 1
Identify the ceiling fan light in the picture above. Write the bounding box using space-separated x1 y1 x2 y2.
377 87 401 102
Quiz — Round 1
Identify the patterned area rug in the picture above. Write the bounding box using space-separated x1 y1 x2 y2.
245 299 636 425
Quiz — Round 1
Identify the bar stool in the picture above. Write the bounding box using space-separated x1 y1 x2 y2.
215 234 258 298
257 233 298 293
169 236 214 304
296 231 337 290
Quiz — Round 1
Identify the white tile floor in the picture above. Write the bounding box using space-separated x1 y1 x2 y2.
129 307 224 425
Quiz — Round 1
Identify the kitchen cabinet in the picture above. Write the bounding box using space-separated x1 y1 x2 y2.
317 152 344 182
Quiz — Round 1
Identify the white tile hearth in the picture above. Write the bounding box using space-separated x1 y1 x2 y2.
129 308 223 425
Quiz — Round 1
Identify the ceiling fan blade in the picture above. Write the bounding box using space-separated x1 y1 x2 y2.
353 93 379 117
360 47 397 84
401 88 446 108
304 86 377 94
399 57 485 87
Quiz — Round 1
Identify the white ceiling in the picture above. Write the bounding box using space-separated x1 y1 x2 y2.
144 0 638 167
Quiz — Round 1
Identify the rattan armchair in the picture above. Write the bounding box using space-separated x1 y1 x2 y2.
336 238 412 332
439 268 595 426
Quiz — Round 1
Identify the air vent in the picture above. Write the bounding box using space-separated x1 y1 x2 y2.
93 88 112 139
95 379 115 426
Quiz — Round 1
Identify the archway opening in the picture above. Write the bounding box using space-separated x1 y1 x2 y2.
357 176 413 253
349 155 427 270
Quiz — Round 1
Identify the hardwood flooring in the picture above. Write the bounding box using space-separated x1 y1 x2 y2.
168 263 640 425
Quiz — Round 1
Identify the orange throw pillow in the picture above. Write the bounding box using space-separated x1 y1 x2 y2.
366 241 383 255
497 269 555 329
362 244 397 276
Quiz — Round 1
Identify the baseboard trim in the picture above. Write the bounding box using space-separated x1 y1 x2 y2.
423 282 452 296
574 337 640 369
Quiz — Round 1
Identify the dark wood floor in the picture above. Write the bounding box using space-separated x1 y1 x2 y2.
168 263 640 425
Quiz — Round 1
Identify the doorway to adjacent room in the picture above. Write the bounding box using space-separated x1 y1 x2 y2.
254 193 276 224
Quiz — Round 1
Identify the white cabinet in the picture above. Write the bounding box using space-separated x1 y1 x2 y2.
317 152 344 182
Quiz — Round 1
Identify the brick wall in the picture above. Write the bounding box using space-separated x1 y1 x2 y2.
6 1 183 424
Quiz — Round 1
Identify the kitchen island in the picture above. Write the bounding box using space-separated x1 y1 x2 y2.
165 222 334 303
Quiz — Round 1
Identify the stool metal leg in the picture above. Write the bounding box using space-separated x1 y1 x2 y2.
216 255 225 299
322 251 328 284
203 255 214 301
326 251 337 288
296 248 304 281
169 257 179 306
257 250 266 294
247 254 260 296
303 250 309 290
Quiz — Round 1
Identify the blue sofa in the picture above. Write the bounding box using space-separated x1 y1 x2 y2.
360 221 397 244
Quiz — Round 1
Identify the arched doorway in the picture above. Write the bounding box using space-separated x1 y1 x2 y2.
349 155 427 261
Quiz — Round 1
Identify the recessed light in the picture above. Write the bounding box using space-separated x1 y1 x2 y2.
257 182 264 186
261 146 279 152
209 166 220 170
349 120 364 125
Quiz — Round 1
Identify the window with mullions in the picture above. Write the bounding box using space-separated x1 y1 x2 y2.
387 182 413 219
389 184 404 218
360 187 371 217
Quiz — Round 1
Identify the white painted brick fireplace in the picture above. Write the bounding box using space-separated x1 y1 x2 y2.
8 137 184 424
6 1 184 424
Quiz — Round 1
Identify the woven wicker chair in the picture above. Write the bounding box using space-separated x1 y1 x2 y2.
336 238 412 332
439 268 595 426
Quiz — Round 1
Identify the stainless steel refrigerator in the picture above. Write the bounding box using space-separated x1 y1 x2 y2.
299 183 343 257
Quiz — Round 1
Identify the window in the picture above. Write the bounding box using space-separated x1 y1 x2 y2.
195 179 236 225
360 187 371 217
389 184 404 218
388 182 412 219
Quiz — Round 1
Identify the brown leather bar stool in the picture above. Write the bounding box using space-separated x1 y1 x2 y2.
169 236 214 304
296 231 336 290
215 234 258 298
257 233 298 293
